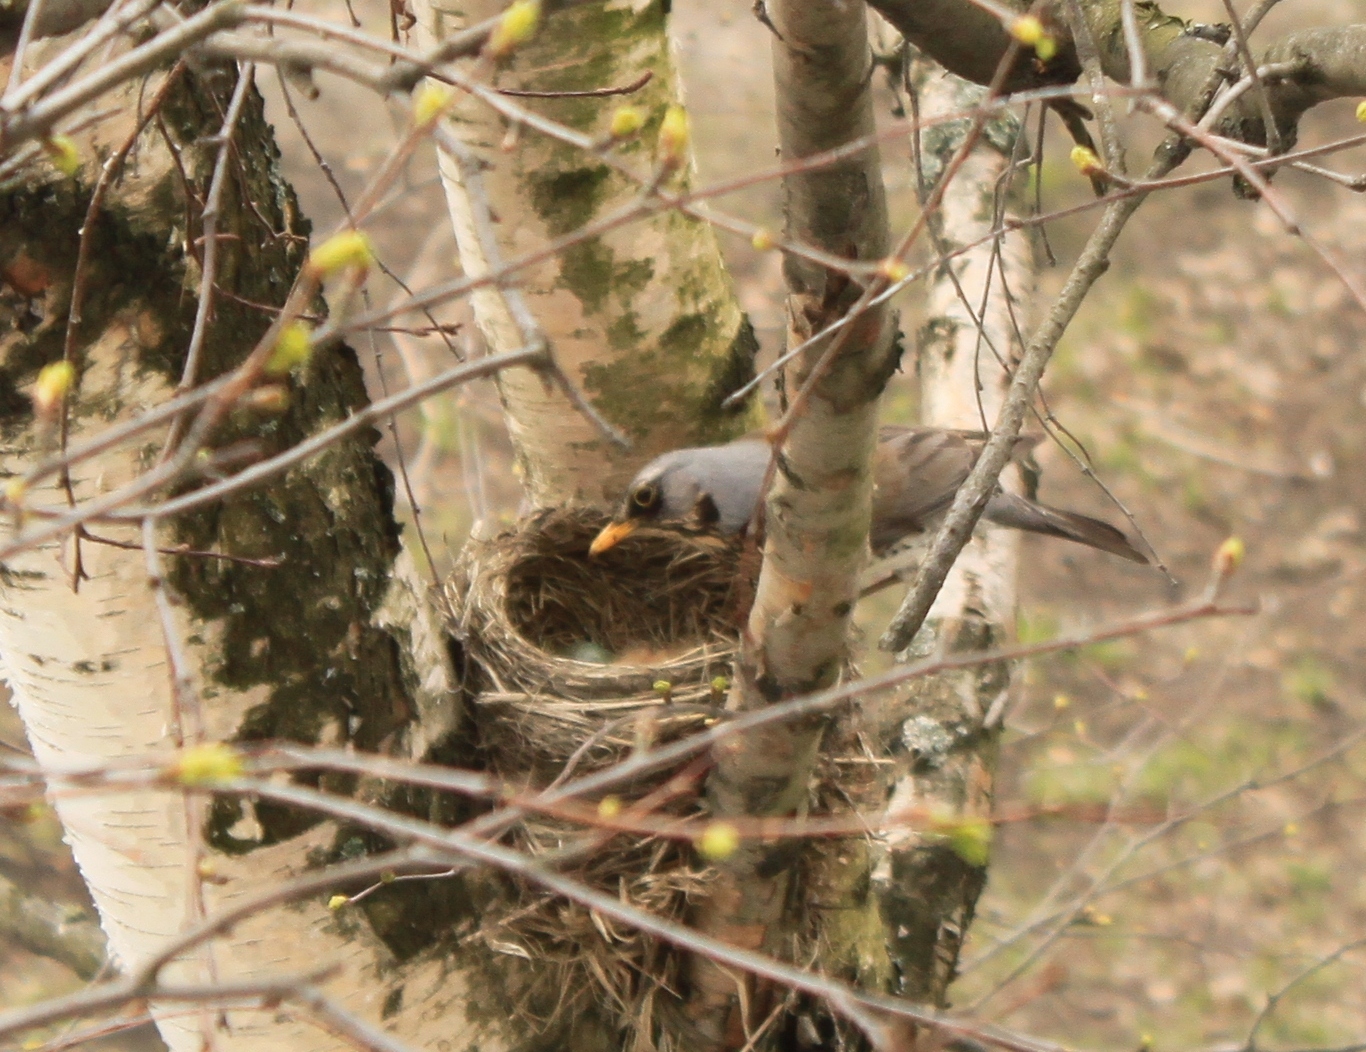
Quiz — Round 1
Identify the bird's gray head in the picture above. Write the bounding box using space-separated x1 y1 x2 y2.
629 450 721 522
588 442 769 556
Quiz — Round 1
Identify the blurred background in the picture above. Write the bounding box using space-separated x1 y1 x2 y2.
4 0 1366 1047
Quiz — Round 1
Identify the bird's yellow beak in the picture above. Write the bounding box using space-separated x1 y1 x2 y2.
589 520 638 556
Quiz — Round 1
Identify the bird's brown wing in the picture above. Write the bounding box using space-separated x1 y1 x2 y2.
871 426 1043 553
877 425 1042 460
871 427 975 550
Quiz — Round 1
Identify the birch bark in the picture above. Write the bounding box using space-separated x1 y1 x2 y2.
0 60 513 1052
869 66 1033 1003
412 0 761 507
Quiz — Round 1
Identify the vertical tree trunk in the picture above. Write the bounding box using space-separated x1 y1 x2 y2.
0 58 521 1051
413 0 761 506
688 2 899 1045
871 64 1033 1005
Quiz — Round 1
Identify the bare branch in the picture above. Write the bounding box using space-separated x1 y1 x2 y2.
0 871 106 979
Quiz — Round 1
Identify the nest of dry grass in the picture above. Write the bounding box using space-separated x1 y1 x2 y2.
445 506 746 784
442 507 749 1048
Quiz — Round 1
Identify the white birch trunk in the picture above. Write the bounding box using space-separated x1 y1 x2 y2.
916 68 1031 625
867 63 1035 1003
412 0 761 507
0 63 500 1052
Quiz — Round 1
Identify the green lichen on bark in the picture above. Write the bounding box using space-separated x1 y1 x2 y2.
580 311 759 444
802 831 895 994
881 617 1005 1002
504 0 667 131
0 174 187 433
491 0 763 454
554 235 654 313
526 165 614 238
2 60 482 957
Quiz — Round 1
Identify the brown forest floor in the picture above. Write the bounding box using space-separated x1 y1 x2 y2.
957 169 1366 1047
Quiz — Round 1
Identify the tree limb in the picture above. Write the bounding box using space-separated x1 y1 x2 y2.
0 870 106 979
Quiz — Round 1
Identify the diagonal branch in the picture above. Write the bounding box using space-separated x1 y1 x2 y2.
0 871 106 979
880 169 1158 652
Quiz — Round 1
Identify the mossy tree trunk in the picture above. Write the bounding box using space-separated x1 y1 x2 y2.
0 53 561 1052
414 0 762 507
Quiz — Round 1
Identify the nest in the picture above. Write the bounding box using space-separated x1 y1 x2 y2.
443 507 749 1048
446 506 747 785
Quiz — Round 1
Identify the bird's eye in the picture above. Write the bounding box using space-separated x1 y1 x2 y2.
632 483 658 509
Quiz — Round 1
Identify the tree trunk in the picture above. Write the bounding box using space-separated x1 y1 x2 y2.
412 0 761 507
687 1 899 1045
0 57 522 1052
870 64 1033 1005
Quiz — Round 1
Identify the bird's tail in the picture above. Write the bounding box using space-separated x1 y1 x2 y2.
985 494 1149 564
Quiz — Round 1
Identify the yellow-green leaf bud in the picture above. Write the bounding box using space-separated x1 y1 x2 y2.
1213 535 1245 576
44 135 81 177
173 743 243 786
487 0 541 59
413 83 455 127
1070 145 1102 176
878 257 910 283
33 361 75 415
1010 14 1055 59
658 105 689 168
697 821 740 861
306 230 375 277
609 106 645 139
934 813 993 866
265 322 313 376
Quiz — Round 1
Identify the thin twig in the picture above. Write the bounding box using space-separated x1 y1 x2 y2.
1118 0 1150 88
0 346 544 559
119 347 547 521
1220 0 1283 153
0 970 343 1042
1244 936 1366 1050
3 0 49 96
165 60 256 452
0 0 161 115
498 70 652 98
0 1 249 150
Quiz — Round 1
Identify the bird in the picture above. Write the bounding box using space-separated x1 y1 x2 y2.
588 425 1148 564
